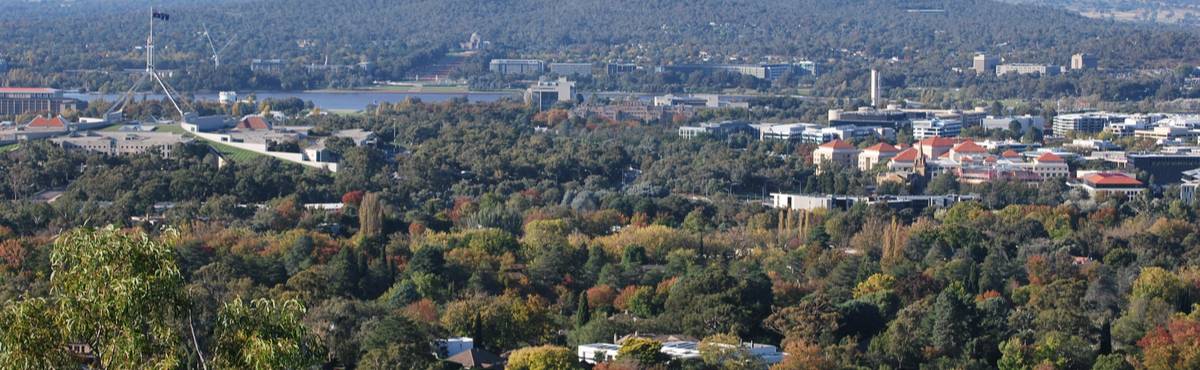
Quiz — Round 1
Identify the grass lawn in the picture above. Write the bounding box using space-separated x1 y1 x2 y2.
154 124 266 162
152 124 189 135
0 143 18 152
207 141 264 162
327 109 362 116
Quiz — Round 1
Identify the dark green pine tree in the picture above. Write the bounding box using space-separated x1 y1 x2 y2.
931 282 975 357
576 291 591 328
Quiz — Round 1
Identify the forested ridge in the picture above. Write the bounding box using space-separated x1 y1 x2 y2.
2 0 1200 91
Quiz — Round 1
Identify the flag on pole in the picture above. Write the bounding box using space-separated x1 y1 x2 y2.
153 11 170 21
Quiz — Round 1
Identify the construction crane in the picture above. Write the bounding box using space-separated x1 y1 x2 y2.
202 23 237 68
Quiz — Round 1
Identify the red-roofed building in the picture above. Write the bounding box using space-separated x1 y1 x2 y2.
236 115 273 131
1030 152 1070 180
27 115 67 129
948 140 989 162
1077 172 1144 199
1035 152 1065 163
887 147 924 175
1001 150 1022 159
813 139 859 173
916 137 958 159
858 143 900 171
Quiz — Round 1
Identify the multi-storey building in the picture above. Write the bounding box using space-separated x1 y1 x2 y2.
524 77 576 111
1071 53 1098 70
973 54 998 74
1053 112 1128 137
606 63 637 75
996 63 1061 76
52 131 192 158
250 59 285 73
0 88 81 117
1075 173 1144 199
488 59 545 75
981 115 1045 134
912 119 962 139
548 62 593 76
813 139 859 172
858 143 900 171
678 120 753 139
569 100 694 122
659 62 816 81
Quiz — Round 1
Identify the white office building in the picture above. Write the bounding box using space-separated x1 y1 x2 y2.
489 59 545 75
912 118 962 139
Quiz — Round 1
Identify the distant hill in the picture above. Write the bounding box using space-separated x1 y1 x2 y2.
1 0 1198 79
1001 0 1200 26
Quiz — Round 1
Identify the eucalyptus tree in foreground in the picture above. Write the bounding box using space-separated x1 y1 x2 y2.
0 227 324 370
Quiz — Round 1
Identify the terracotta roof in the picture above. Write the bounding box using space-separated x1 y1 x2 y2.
446 348 502 368
27 116 66 128
1001 150 1021 158
892 148 919 162
818 139 855 150
918 137 958 147
1036 152 1065 163
1084 173 1143 187
864 143 900 153
952 140 987 153
236 115 272 130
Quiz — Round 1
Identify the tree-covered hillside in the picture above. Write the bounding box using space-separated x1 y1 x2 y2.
1 0 1198 87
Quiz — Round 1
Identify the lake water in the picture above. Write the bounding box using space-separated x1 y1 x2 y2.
66 90 521 111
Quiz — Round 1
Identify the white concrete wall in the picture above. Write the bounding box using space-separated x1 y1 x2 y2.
191 132 338 172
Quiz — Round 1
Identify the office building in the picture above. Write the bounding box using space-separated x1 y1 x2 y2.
678 120 753 139
570 100 694 122
771 193 972 212
606 63 637 74
758 123 817 142
548 62 593 76
996 63 1062 77
0 88 81 117
489 59 545 75
1071 53 1098 70
1134 126 1200 143
659 62 814 81
912 118 962 139
973 54 998 74
828 107 911 129
578 341 783 365
52 131 192 158
524 77 576 111
981 115 1045 134
1127 153 1200 185
250 59 285 73
1052 112 1127 137
794 60 819 76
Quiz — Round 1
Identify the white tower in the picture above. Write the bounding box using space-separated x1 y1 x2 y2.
870 69 881 108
